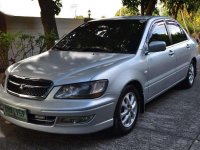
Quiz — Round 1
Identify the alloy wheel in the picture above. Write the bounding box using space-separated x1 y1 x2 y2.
188 63 195 85
120 92 138 128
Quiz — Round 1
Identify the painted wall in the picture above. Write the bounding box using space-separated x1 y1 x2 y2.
5 15 84 37
4 15 84 62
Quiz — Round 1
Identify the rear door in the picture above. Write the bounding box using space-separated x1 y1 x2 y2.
146 21 177 100
166 21 190 81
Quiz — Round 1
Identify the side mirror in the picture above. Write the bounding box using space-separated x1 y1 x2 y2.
148 41 166 53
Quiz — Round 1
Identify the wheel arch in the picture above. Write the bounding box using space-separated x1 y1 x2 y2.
125 80 145 113
192 57 197 77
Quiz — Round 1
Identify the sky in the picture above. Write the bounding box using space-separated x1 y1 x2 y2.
0 0 123 18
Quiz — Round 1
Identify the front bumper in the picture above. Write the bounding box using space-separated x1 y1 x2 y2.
0 86 116 134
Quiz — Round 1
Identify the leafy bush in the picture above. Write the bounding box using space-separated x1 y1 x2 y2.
0 32 14 72
0 32 57 72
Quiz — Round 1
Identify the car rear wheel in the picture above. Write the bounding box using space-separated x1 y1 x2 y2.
113 85 139 135
182 62 196 88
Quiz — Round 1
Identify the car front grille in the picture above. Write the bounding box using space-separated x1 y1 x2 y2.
7 75 53 100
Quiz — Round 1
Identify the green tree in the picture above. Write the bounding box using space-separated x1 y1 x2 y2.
161 0 200 34
75 16 84 19
176 8 200 34
38 0 62 48
115 7 138 16
122 0 157 15
185 1 200 33
161 0 200 19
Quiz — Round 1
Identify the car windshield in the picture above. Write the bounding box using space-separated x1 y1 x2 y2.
53 20 146 54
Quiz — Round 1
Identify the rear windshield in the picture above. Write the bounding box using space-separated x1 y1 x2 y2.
53 20 146 54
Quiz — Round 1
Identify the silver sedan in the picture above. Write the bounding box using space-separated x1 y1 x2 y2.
0 16 199 135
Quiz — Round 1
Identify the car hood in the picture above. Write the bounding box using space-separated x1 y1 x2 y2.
9 50 135 85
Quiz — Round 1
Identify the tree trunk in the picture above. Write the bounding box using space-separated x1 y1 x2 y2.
0 12 9 74
141 0 145 15
174 3 180 20
146 0 157 15
180 10 190 34
38 0 59 49
189 15 196 33
0 12 7 32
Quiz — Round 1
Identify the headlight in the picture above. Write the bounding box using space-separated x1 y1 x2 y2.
54 80 108 99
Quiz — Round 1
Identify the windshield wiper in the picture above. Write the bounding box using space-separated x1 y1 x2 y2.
73 47 111 53
53 46 112 53
53 45 66 51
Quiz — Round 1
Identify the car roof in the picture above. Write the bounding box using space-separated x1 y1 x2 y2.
91 16 172 22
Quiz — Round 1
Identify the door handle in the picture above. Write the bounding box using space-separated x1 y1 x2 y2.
186 44 190 49
169 50 174 56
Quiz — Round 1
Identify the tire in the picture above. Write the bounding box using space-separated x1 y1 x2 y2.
113 85 140 136
182 61 196 88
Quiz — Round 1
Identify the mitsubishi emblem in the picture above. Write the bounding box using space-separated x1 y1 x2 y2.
19 84 25 90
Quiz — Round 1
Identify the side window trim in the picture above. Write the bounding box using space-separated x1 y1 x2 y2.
163 20 173 46
147 21 164 42
178 24 189 41
166 21 189 45
147 20 171 47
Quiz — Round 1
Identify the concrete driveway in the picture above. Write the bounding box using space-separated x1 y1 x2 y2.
0 61 199 150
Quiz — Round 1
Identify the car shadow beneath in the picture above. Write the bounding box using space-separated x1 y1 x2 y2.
144 83 190 112
0 118 120 149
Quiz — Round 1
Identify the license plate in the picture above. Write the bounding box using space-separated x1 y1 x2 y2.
4 105 28 122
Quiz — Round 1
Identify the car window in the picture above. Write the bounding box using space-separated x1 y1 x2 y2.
167 22 188 44
53 20 147 54
149 22 170 46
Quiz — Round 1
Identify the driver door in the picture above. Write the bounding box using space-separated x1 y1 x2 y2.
146 21 177 100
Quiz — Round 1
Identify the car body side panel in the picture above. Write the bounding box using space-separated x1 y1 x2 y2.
171 41 191 81
146 48 177 100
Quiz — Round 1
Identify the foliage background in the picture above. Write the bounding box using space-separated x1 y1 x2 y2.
0 32 57 67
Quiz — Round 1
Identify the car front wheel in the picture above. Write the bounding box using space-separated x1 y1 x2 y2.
113 85 139 135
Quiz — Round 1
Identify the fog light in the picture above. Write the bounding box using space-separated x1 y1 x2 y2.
57 115 95 125
34 115 46 120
